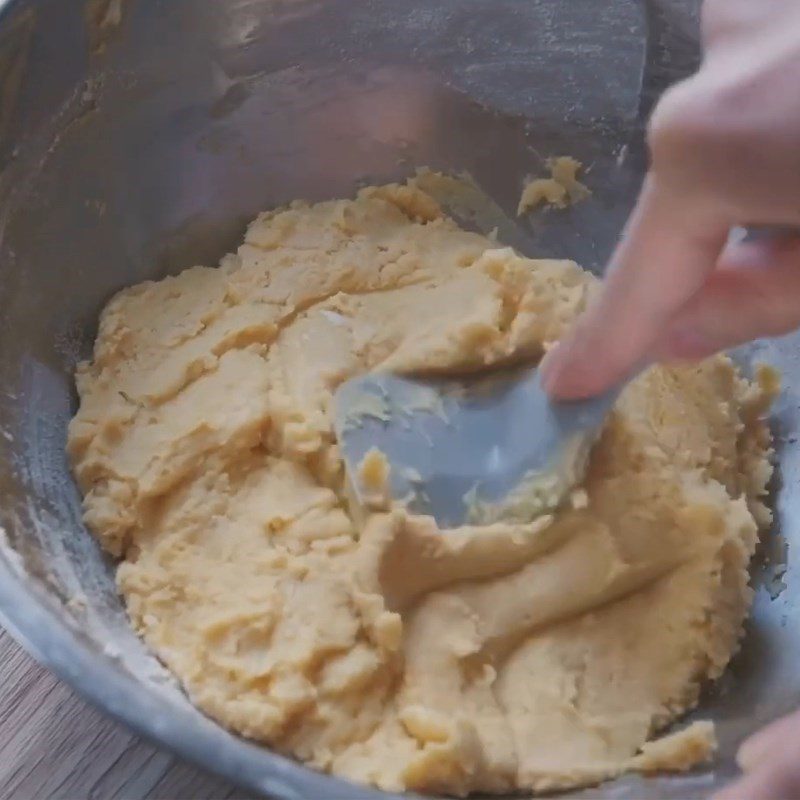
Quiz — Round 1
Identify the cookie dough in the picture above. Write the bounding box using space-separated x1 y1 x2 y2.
517 156 591 215
68 177 774 796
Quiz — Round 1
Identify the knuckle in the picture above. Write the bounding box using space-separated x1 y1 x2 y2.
648 76 765 183
700 0 725 42
648 81 714 164
701 0 742 43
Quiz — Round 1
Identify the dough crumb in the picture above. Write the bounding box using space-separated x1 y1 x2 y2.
358 447 392 510
632 721 717 773
570 488 589 509
66 592 88 613
756 362 781 399
517 156 591 215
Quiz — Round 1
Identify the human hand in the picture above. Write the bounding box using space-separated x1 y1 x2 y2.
713 710 800 800
541 0 800 400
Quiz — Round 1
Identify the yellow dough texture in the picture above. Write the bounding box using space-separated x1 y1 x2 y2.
517 156 591 215
68 177 775 796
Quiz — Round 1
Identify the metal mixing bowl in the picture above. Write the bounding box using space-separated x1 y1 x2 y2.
0 1 798 798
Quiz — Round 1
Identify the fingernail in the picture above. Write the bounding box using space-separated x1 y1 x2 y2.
541 342 585 398
539 343 562 392
737 730 771 773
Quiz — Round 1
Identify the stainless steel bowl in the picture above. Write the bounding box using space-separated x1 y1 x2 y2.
0 1 798 798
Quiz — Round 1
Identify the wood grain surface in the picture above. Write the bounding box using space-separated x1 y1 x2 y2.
0 627 254 800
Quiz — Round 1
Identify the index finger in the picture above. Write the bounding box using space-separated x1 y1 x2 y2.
540 175 730 399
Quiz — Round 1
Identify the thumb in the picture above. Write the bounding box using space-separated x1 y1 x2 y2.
712 758 800 800
737 711 800 773
713 709 800 800
652 234 800 362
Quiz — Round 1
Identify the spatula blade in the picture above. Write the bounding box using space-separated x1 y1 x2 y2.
334 368 617 527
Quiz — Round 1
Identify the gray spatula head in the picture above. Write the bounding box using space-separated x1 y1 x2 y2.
334 368 620 528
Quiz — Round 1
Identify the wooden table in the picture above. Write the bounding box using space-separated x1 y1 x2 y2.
0 627 253 800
